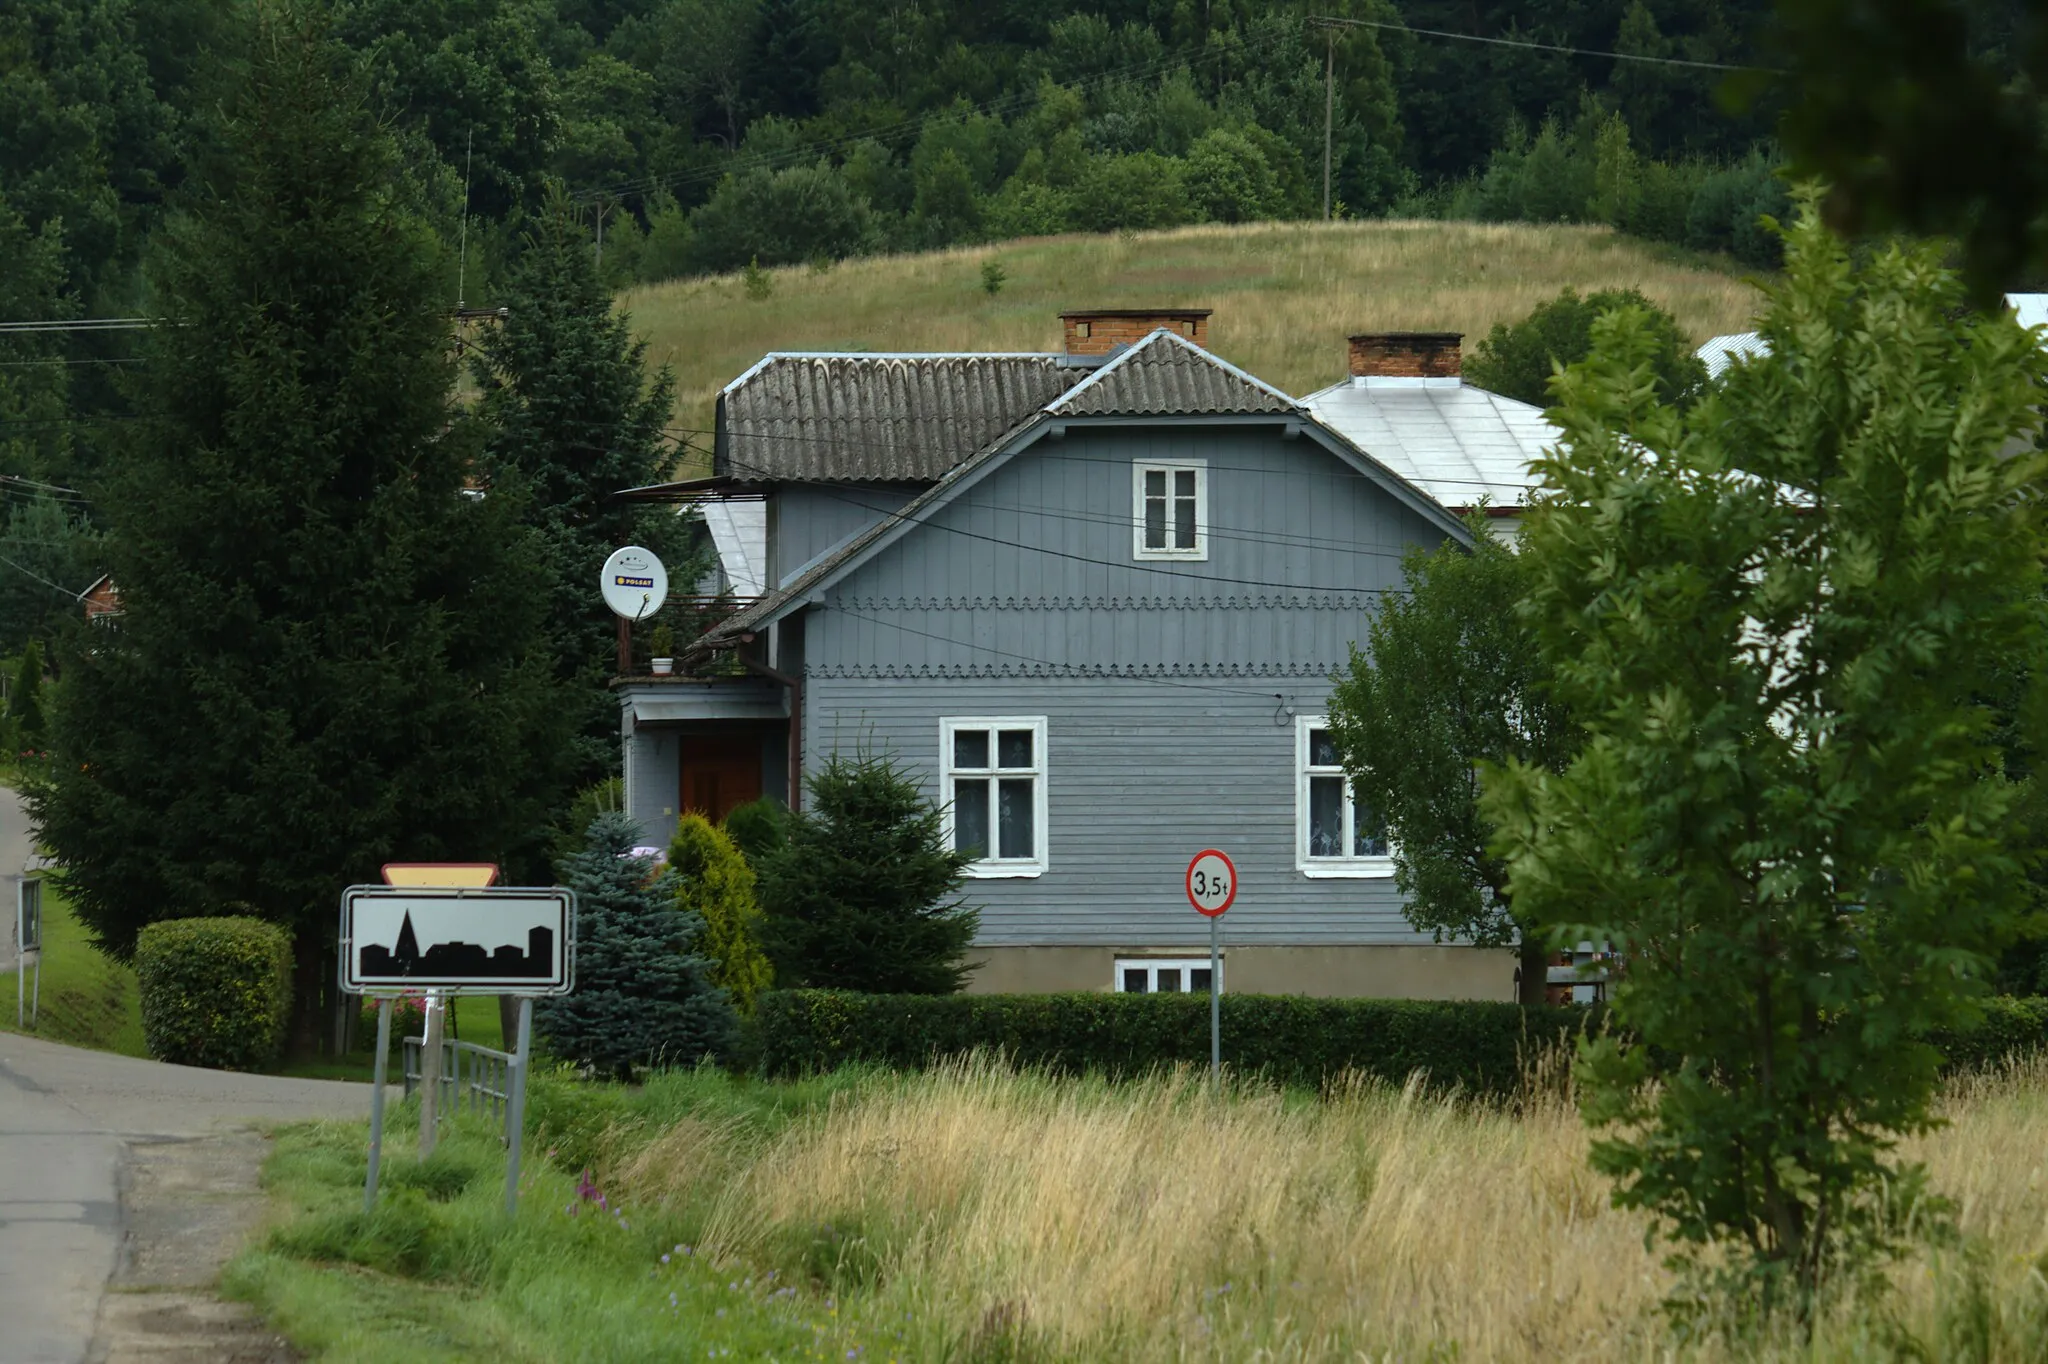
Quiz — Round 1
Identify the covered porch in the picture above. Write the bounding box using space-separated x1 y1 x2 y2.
616 675 790 849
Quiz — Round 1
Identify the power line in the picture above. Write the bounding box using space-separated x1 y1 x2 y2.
827 605 1325 701
669 425 1543 497
0 357 145 368
0 550 90 600
0 319 156 334
716 452 1411 597
1307 14 1783 74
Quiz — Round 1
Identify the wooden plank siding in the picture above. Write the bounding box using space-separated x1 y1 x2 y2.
791 422 1458 948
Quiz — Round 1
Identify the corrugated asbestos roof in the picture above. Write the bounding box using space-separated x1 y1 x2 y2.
1047 330 1299 416
1303 379 1556 508
716 353 1073 483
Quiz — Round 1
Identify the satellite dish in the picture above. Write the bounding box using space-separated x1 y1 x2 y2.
599 546 668 622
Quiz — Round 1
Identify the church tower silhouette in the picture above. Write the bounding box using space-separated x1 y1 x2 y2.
393 911 420 966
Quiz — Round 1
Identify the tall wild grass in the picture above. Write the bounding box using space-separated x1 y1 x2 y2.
571 1052 2048 1362
621 217 1764 462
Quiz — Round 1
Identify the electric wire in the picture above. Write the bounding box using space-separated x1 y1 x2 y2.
824 604 1332 702
1307 14 1783 73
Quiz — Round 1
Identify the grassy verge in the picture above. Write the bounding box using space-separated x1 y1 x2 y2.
0 882 147 1056
236 1055 2048 1361
226 1085 908 1363
0 885 504 1078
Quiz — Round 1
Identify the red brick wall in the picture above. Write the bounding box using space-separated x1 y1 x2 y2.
1347 332 1463 378
1062 312 1209 355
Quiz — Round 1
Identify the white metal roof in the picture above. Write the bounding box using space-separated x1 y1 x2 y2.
1697 331 1770 379
1301 377 1557 508
2009 294 2048 332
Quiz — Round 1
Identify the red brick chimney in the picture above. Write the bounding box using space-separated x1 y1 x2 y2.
1062 308 1211 356
1347 332 1462 381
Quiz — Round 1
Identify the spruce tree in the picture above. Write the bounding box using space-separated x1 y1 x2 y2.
758 753 978 993
473 187 690 774
9 640 45 751
29 9 572 1046
537 811 736 1076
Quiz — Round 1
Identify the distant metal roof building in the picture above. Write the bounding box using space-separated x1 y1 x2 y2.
1697 331 1770 379
1302 377 1555 509
714 353 1074 484
2010 294 2048 332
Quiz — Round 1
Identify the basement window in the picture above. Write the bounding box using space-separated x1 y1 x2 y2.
1132 459 1207 560
1115 958 1220 993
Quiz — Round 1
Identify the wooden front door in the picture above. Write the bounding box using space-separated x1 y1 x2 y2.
678 733 762 823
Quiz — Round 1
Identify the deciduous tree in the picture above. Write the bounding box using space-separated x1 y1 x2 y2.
1326 513 1576 1006
1484 200 2047 1309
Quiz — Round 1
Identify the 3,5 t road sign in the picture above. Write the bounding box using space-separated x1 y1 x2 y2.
1186 849 1236 917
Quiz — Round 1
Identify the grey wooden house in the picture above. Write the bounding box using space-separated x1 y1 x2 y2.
617 309 1520 1000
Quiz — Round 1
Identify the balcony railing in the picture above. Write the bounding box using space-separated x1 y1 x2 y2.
620 594 759 677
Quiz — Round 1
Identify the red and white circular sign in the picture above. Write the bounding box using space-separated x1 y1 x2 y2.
1185 849 1237 917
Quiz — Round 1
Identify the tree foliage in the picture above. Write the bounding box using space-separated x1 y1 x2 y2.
758 753 978 994
1326 513 1577 1006
30 10 571 1021
1483 202 2047 1306
473 186 687 777
1466 286 1706 410
538 810 737 1076
669 812 773 1015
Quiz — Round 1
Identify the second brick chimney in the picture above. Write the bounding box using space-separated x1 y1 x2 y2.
1062 308 1211 357
1347 332 1463 383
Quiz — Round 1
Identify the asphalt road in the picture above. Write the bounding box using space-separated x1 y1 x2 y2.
0 1032 378 1364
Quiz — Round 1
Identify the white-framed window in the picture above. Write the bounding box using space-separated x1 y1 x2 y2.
1132 459 1207 560
940 717 1049 877
1296 716 1394 877
1115 958 1219 993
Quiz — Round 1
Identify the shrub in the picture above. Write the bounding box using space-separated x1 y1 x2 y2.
537 811 738 1078
722 796 788 868
669 813 774 1015
757 991 2048 1093
134 916 293 1070
756 989 1596 1095
689 164 871 273
1465 286 1705 409
1070 151 1191 233
756 752 977 993
1184 127 1283 223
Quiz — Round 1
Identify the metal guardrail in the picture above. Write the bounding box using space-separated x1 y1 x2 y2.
403 1036 514 1134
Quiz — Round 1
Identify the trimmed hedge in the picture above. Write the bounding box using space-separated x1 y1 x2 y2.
134 916 293 1070
757 991 2048 1095
756 989 1598 1097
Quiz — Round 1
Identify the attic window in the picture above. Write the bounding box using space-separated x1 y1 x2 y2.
1132 459 1207 560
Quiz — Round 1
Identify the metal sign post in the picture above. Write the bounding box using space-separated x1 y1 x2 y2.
16 869 42 1029
342 882 575 1216
1185 849 1237 1093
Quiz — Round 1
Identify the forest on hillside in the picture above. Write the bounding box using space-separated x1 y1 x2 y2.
12 0 1803 323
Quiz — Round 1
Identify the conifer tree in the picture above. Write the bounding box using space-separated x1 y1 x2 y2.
29 8 571 1046
538 811 736 1075
10 640 45 751
758 753 978 993
669 812 772 1014
473 187 690 773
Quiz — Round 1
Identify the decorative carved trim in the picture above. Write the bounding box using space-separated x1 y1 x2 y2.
833 594 1377 611
810 661 1340 680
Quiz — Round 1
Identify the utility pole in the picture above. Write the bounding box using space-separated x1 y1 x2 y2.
1323 28 1336 222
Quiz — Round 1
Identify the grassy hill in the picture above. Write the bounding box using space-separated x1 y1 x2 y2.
621 219 1766 469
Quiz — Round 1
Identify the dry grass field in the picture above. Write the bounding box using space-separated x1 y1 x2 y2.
621 220 1766 473
599 1054 2048 1362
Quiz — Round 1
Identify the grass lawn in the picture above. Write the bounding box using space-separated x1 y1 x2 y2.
0 882 147 1056
622 217 1766 469
234 1056 2048 1362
